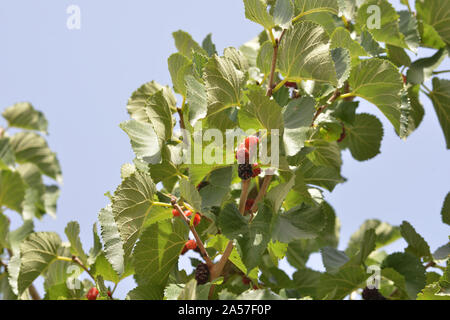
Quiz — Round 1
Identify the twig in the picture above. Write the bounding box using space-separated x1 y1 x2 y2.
170 198 213 268
266 30 286 97
72 256 96 284
250 175 273 214
177 107 185 130
238 180 251 215
425 261 436 269
310 89 341 127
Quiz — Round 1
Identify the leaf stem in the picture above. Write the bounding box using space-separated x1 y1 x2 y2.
153 201 173 208
272 79 288 94
268 29 276 47
339 92 355 100
433 70 450 75
421 83 432 93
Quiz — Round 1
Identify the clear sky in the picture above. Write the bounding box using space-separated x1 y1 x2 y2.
0 0 449 299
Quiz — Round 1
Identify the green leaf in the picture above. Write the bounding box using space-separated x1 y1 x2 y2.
88 222 102 265
2 102 48 134
419 20 446 49
256 41 273 75
321 247 349 274
168 53 193 97
381 267 409 299
306 140 342 170
127 284 164 300
0 212 9 249
202 33 217 57
360 29 386 56
294 0 339 17
299 159 344 192
344 113 384 161
224 47 249 72
407 48 448 85
398 10 421 53
240 38 260 68
400 221 432 261
338 0 356 20
204 55 246 118
442 193 450 225
278 21 337 85
429 77 450 149
126 81 176 122
356 0 407 49
331 48 351 88
112 170 156 257
8 220 34 256
381 252 426 299
243 0 275 29
282 96 316 156
406 85 425 134
416 0 450 45
319 264 367 299
133 219 188 290
236 289 286 300
243 87 283 131
218 201 274 271
433 243 450 261
0 138 15 170
387 45 411 67
266 175 295 213
272 204 326 243
120 120 161 164
199 166 233 209
98 204 125 275
10 132 62 182
0 170 26 213
7 254 20 296
185 75 207 127
64 221 88 266
179 178 202 213
17 232 62 295
273 0 294 29
172 30 207 58
346 219 401 257
145 90 173 143
348 59 404 133
417 283 450 300
356 228 377 264
292 267 321 297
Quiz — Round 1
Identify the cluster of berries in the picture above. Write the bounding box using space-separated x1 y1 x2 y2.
172 209 202 227
86 287 112 300
236 136 261 180
181 239 197 255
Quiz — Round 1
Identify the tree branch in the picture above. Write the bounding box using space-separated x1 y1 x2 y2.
170 198 213 268
238 179 251 215
250 174 273 214
266 30 286 97
71 255 96 284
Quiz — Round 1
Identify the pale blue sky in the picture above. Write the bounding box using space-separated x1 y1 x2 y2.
0 1 449 299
